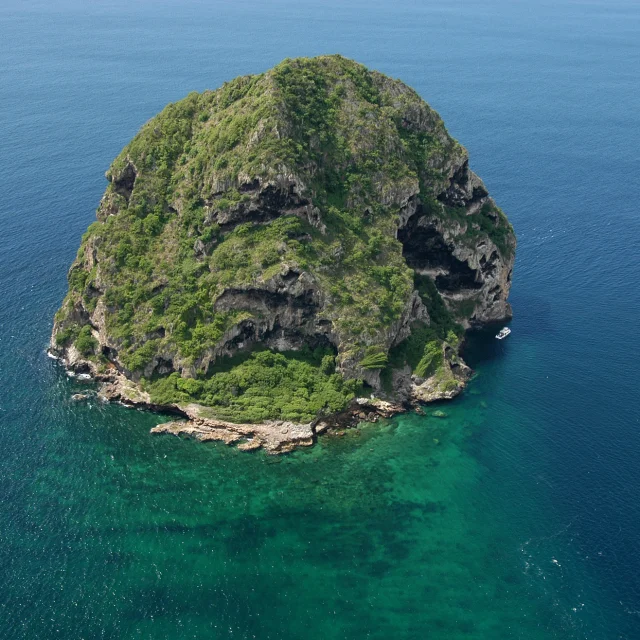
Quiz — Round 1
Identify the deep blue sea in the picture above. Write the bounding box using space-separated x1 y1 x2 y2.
1 0 640 637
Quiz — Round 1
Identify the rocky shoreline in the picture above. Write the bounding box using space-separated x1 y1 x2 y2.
148 396 405 454
50 348 467 454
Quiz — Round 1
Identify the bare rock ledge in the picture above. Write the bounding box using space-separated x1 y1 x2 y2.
53 352 456 454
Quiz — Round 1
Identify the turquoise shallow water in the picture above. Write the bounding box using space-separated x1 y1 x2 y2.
2 361 587 639
1 0 640 637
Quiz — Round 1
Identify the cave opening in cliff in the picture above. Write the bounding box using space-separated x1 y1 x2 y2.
111 162 137 202
217 185 311 232
398 218 482 292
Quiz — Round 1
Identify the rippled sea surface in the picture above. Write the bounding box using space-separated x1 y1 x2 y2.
1 1 639 637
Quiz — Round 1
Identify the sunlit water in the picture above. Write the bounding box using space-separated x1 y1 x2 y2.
1 1 639 638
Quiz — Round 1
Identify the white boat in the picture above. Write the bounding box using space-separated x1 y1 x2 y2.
496 327 511 340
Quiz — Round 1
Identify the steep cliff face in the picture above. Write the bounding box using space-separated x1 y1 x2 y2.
51 55 515 427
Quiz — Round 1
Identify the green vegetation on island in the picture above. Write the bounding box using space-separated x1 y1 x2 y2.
52 55 515 423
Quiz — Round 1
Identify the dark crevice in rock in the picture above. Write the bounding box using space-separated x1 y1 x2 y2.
217 207 280 232
147 327 166 340
153 358 174 376
399 215 481 291
111 162 137 202
102 346 117 360
214 287 317 314
280 269 300 285
226 320 258 350
261 185 309 211
239 178 260 192
264 328 333 352
73 361 93 375
436 161 469 207
101 346 129 377
399 208 482 292
479 251 499 278
435 265 481 292
84 284 102 299
208 285 327 366
399 223 450 270
436 160 488 209
204 322 333 378
215 185 311 233
470 185 489 205
487 285 502 302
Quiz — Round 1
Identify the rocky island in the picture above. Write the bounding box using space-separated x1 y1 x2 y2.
51 55 515 453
